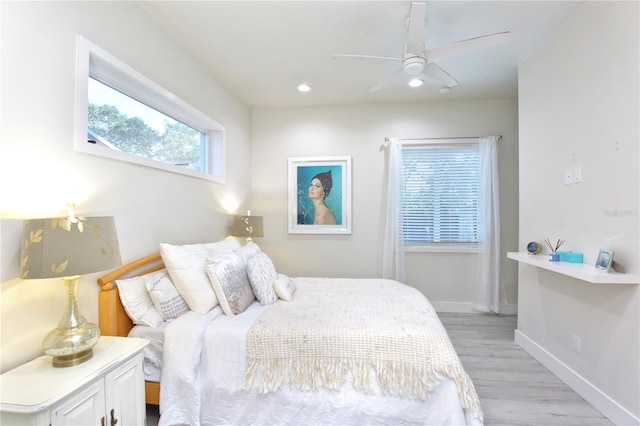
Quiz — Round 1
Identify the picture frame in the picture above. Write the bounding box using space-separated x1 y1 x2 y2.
595 249 614 272
288 156 352 234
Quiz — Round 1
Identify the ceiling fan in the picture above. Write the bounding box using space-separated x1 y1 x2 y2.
332 2 511 92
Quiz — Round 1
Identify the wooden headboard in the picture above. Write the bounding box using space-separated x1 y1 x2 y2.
96 252 166 405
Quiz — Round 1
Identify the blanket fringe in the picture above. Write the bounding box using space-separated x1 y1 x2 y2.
243 357 482 416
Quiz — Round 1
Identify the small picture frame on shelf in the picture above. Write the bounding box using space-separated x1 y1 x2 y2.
595 249 614 272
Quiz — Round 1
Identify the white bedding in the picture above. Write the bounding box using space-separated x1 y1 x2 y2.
158 279 483 426
128 322 168 382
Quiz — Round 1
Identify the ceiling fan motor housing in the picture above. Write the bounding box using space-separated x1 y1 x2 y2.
402 56 426 75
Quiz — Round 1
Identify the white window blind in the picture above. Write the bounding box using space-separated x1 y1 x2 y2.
401 141 479 244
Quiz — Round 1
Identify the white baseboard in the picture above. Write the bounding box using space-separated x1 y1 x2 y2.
432 301 517 315
515 330 639 426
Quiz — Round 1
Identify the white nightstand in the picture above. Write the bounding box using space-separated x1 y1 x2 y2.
0 336 148 426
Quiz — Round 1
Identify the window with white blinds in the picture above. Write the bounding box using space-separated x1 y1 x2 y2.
401 141 479 244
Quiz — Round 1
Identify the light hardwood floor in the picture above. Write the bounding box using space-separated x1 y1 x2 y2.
146 313 613 425
439 313 612 426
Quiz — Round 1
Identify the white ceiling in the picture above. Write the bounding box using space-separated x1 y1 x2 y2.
140 1 582 109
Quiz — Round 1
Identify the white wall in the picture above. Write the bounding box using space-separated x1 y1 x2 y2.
251 100 519 313
0 1 252 372
517 2 639 423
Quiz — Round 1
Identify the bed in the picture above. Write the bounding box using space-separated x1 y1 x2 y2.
97 239 483 425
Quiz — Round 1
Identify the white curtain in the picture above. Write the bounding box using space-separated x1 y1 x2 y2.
382 138 406 282
473 136 505 313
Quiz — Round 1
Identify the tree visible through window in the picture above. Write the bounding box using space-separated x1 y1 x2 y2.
88 78 205 172
401 142 479 244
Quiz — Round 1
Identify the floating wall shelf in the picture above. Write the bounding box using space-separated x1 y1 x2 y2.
507 252 639 284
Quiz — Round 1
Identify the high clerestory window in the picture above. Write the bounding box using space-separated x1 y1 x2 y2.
75 36 225 182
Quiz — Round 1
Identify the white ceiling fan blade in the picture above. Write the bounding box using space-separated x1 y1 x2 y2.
332 54 401 62
406 2 426 56
424 31 511 63
369 69 405 93
422 63 458 87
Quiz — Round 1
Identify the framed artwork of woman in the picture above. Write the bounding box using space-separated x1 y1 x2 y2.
288 156 352 234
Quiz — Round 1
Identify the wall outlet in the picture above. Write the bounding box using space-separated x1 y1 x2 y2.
573 166 582 183
572 334 581 353
564 168 574 185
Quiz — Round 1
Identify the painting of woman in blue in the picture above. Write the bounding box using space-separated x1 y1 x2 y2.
296 166 343 225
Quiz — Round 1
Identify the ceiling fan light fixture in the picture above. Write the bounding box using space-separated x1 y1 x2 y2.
408 78 424 88
297 83 312 93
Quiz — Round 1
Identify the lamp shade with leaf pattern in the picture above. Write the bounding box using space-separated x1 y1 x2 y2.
231 215 264 243
20 215 121 367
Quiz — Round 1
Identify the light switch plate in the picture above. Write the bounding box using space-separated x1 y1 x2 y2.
564 168 574 185
573 166 582 183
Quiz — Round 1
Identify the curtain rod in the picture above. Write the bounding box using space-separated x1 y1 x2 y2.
384 135 502 142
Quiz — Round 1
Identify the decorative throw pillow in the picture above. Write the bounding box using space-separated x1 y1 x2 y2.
246 252 278 305
235 242 262 263
146 270 190 321
205 252 255 316
160 238 241 314
273 273 296 302
115 270 166 327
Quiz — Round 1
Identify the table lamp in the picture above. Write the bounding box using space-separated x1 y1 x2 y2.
19 210 121 367
232 212 264 244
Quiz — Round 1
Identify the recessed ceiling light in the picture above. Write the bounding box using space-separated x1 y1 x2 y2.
408 78 424 88
297 83 312 93
439 86 451 94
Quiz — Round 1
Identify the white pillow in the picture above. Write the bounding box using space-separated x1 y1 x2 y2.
205 252 256 316
273 273 296 302
146 270 190 321
235 242 262 262
246 252 278 305
115 270 166 327
160 238 241 314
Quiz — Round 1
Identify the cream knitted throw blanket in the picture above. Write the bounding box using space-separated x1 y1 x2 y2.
244 278 482 419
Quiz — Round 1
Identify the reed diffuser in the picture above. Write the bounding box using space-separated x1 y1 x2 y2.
545 238 565 262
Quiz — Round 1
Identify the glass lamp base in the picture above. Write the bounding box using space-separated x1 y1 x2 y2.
43 276 101 368
42 322 100 368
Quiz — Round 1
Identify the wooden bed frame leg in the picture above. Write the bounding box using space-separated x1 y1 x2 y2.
145 381 160 406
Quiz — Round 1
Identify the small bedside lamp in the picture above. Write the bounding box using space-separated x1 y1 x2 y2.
232 212 264 244
20 208 121 367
